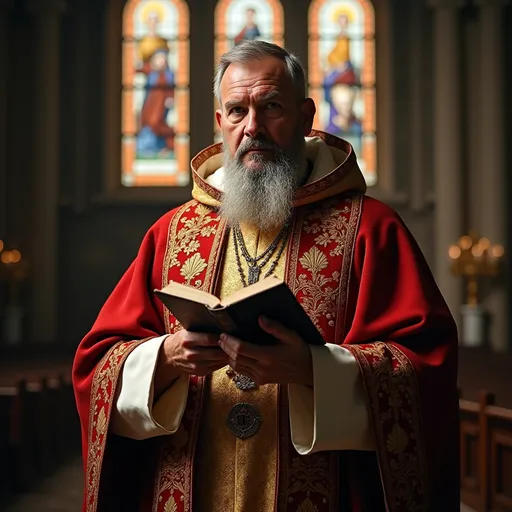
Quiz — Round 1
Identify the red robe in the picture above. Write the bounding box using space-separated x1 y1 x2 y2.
73 132 459 511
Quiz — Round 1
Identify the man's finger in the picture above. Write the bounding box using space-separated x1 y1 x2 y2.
218 334 260 361
207 362 229 372
187 347 229 362
258 316 299 344
183 332 221 347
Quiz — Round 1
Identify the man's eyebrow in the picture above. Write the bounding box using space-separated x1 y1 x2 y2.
257 91 281 102
223 91 282 111
224 99 243 111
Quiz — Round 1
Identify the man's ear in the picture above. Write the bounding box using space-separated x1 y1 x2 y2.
215 109 223 130
300 98 316 137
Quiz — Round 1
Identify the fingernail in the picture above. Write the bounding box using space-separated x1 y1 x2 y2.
220 334 226 342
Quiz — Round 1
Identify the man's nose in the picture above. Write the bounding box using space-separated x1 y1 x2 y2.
244 109 265 139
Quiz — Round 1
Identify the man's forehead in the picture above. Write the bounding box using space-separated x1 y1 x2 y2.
220 57 293 97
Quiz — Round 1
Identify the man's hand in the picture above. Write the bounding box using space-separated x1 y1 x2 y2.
218 316 313 387
154 331 229 399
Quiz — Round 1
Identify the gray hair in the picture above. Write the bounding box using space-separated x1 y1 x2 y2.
213 40 306 105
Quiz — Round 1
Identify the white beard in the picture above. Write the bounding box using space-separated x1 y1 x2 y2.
220 133 307 232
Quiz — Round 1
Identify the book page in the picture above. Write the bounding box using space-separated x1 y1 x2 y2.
156 281 220 308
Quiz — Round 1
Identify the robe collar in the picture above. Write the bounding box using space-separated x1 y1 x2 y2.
190 130 367 208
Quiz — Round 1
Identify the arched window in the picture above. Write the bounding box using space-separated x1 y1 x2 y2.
213 0 284 141
308 0 376 185
121 0 190 187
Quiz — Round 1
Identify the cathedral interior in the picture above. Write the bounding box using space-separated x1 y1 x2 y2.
0 0 511 510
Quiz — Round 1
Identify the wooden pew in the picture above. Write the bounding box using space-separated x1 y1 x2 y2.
460 390 512 512
0 360 78 505
0 379 31 498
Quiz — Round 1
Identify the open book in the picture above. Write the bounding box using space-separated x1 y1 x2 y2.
154 276 325 346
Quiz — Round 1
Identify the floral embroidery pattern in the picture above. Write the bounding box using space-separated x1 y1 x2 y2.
155 201 226 512
288 456 330 497
297 497 320 512
86 339 146 512
288 199 356 337
180 253 207 284
297 246 339 335
303 203 351 257
162 201 225 333
281 195 362 512
165 203 216 273
345 342 429 511
163 496 178 512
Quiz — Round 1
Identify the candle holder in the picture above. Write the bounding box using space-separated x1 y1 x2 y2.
448 232 505 347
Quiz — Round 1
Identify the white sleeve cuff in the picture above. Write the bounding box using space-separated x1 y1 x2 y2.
109 335 189 440
288 343 374 454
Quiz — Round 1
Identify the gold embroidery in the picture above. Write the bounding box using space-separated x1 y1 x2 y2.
288 456 330 497
96 407 107 435
297 498 320 512
164 496 178 512
291 202 353 335
347 342 429 511
180 253 208 284
281 196 362 512
299 246 328 274
152 383 202 512
169 204 215 269
162 201 222 333
85 339 146 512
386 423 409 454
303 204 351 257
335 196 361 341
154 201 226 512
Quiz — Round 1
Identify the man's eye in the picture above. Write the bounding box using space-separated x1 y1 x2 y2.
230 107 245 115
266 102 280 109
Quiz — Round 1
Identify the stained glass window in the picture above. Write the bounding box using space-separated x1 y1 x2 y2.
122 0 190 187
213 0 284 142
309 0 376 185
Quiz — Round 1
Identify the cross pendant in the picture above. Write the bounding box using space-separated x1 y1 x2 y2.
247 265 261 285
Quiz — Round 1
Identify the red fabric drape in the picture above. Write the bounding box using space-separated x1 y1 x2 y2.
342 197 459 510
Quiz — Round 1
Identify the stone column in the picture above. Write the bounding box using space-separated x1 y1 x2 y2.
26 0 66 342
72 0 89 213
375 0 397 197
0 1 12 240
409 0 427 213
476 0 507 351
428 0 464 320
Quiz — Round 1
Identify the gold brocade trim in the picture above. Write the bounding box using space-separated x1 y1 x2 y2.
161 201 226 334
279 195 360 511
336 195 362 340
285 195 360 340
154 201 226 512
346 342 430 512
276 389 338 512
85 338 147 512
152 378 204 512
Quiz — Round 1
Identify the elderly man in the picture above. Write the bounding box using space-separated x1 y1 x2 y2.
73 41 459 512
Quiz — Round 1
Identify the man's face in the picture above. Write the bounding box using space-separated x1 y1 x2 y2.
247 9 255 22
216 56 315 172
